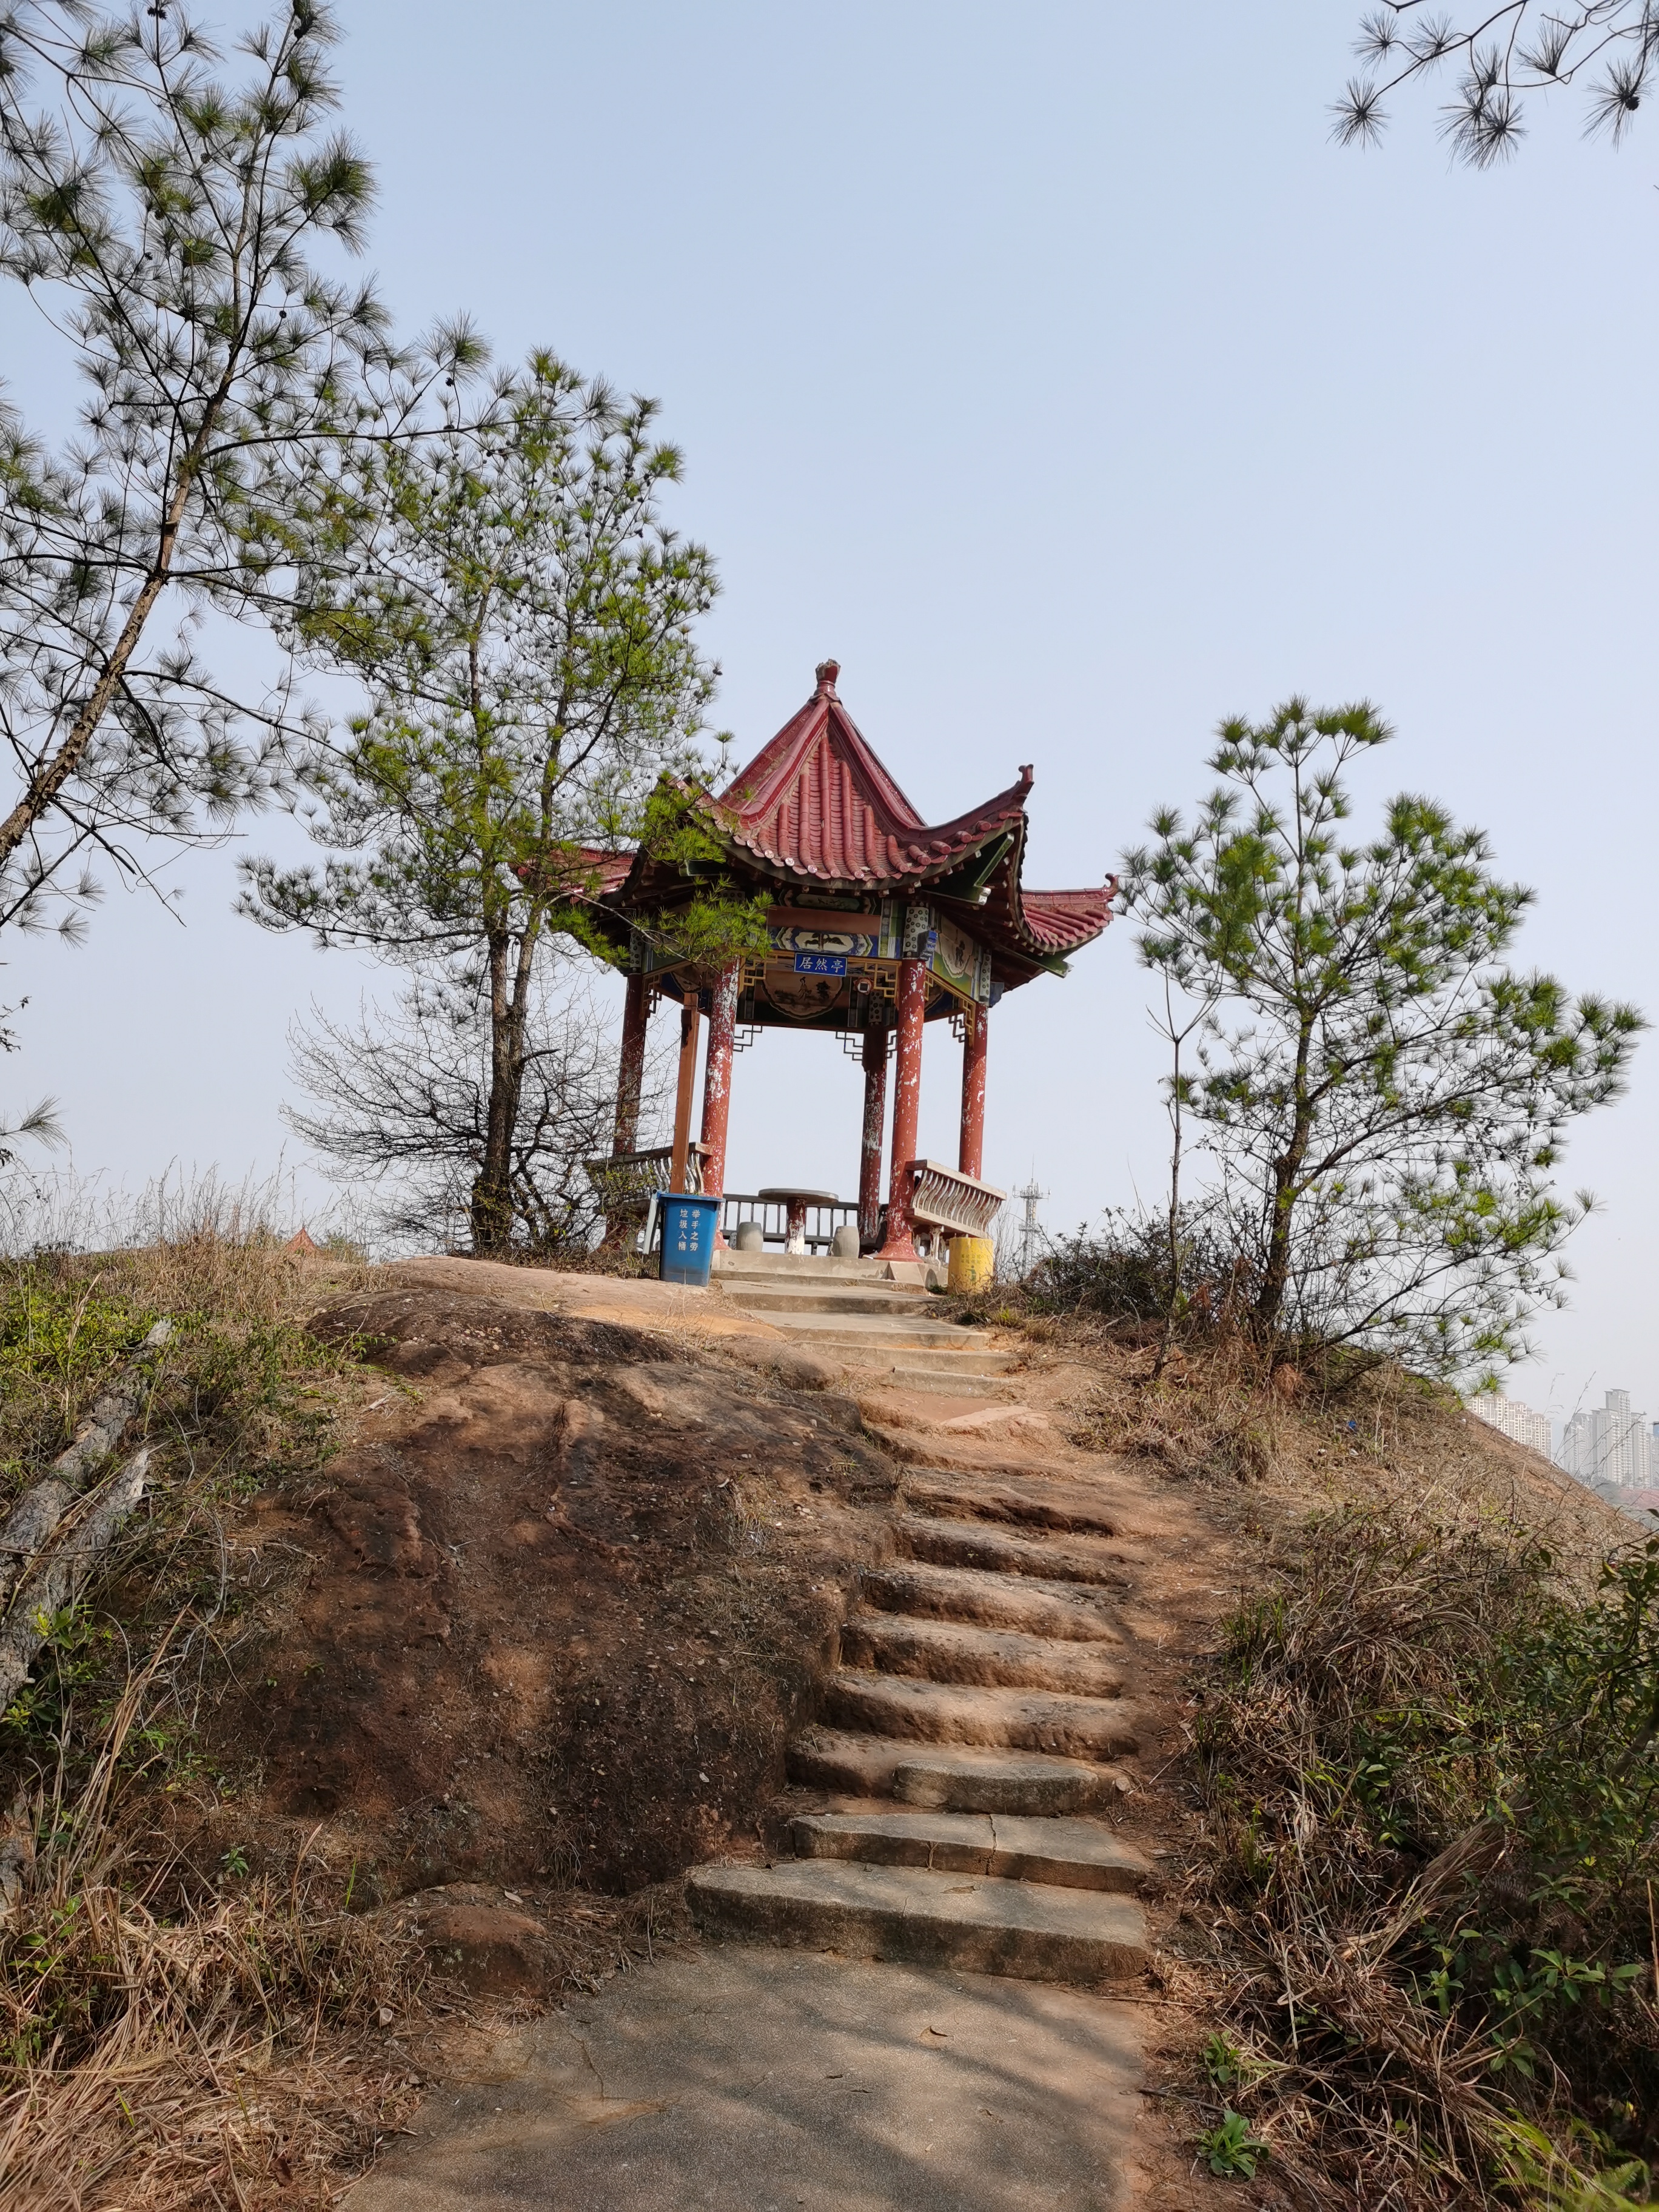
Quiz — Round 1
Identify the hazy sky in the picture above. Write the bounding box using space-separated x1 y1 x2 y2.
6 2 1658 1423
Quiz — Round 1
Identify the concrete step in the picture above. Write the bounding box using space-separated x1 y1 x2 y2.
839 1614 1127 1698
687 1858 1147 1985
862 1365 1017 1395
753 1313 987 1350
788 1810 1150 1895
860 1562 1124 1643
712 1253 899 1282
711 1253 945 1290
720 1284 940 1318
821 1671 1141 1761
846 1344 1019 1375
896 1515 1132 1587
787 1728 1125 1813
904 1473 1127 1541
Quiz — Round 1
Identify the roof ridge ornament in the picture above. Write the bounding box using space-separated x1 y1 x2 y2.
814 658 840 699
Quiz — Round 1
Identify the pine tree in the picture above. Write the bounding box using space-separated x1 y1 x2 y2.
1122 699 1643 1374
241 354 729 1254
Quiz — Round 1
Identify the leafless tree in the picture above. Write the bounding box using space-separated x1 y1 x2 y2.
285 961 665 1255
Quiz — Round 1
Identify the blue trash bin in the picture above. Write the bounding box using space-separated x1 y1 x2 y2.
657 1191 722 1286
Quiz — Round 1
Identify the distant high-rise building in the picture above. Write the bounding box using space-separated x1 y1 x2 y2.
1469 1393 1552 1458
1557 1390 1652 1489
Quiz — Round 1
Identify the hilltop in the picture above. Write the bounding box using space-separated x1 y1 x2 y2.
0 1239 1643 2210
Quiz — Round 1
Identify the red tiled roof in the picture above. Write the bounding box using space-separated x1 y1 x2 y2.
699 661 1115 964
709 660 1031 886
518 846 634 897
1021 885 1118 954
574 848 634 897
551 662 1115 983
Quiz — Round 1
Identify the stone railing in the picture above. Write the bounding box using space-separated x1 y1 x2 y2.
903 1161 1006 1239
583 1143 709 1212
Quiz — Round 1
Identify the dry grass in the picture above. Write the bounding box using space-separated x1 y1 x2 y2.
0 1885 428 2212
1182 1490 1659 2207
0 1191 453 2206
1039 1319 1659 2210
959 1251 1657 2206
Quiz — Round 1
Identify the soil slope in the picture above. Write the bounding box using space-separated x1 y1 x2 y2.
216 1283 899 1903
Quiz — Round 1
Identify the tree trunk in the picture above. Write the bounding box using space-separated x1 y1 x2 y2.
1256 1105 1315 1333
1256 1169 1297 1334
0 377 230 873
0 1449 152 1715
470 922 538 1253
1153 1019 1185 1383
1254 1010 1318 1336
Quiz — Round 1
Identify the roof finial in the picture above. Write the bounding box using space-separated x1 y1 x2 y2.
814 659 840 699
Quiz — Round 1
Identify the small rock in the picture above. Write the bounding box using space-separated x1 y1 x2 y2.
420 1903 550 1997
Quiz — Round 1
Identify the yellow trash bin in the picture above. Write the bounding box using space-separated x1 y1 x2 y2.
948 1235 994 1295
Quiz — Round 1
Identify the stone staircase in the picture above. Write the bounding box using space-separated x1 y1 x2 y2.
711 1248 1020 1395
688 1262 1153 1991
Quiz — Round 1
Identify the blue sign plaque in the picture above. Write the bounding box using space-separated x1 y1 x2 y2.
793 952 848 976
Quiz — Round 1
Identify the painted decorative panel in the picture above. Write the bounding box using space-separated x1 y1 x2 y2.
759 965 851 1021
770 924 879 959
930 915 979 1000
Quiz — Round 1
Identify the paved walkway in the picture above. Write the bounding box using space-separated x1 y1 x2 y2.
347 1948 1139 2211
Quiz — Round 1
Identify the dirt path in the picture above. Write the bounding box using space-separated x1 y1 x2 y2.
344 1270 1238 2210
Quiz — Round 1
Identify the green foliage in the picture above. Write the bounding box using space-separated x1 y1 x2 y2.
1121 699 1643 1375
2 1604 110 1735
1202 2030 1276 2093
631 782 770 974
244 352 719 962
1489 2118 1655 2211
0 1281 153 1418
650 888 771 973
1199 2110 1266 2177
1203 2030 1248 2086
0 1 444 939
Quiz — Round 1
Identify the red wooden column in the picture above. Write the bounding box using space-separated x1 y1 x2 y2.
958 1005 988 1179
699 960 741 1244
857 1026 890 1250
613 970 649 1156
878 959 927 1261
